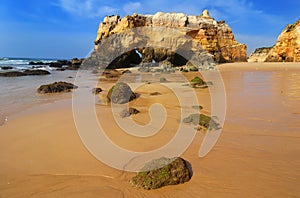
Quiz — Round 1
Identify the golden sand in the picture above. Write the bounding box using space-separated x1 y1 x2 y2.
1 63 300 197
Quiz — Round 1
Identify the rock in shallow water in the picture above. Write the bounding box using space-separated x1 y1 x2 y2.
37 81 78 94
0 69 50 77
130 157 192 190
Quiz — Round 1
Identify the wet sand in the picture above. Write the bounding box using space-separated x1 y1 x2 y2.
1 62 300 197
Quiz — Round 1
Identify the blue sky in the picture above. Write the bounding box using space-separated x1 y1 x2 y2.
0 0 299 59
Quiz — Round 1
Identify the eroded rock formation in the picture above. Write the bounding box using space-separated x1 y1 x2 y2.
92 10 247 64
249 19 300 62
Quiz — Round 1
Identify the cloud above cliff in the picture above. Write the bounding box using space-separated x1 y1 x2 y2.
56 0 119 17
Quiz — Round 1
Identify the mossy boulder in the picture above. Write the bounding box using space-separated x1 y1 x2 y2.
130 157 192 190
37 81 78 93
190 76 207 88
107 82 137 104
183 113 220 130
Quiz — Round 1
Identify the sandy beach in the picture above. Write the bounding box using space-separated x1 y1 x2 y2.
1 62 300 197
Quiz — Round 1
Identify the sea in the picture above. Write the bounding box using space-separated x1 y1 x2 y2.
0 57 79 123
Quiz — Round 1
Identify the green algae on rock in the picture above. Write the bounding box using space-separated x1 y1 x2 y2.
130 157 192 190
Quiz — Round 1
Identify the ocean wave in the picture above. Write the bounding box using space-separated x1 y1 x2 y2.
0 57 57 66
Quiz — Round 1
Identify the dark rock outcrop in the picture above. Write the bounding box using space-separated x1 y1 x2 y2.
23 70 50 75
1 66 13 70
0 69 50 77
37 81 78 93
107 82 137 104
49 58 84 70
130 157 192 190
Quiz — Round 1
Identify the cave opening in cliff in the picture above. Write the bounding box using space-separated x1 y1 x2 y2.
107 47 189 69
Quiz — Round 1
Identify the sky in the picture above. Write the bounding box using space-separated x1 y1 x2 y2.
0 0 299 59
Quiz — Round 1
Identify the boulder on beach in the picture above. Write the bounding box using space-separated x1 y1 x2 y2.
107 82 137 104
37 81 78 94
130 157 192 190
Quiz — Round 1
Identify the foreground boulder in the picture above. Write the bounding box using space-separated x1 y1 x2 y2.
130 157 192 190
107 82 137 104
37 81 78 93
0 70 50 77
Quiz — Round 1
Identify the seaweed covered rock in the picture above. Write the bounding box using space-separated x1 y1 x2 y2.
107 82 137 104
130 157 192 190
38 81 78 93
183 113 220 130
190 76 207 88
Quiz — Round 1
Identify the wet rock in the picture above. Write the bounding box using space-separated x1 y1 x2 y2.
183 113 220 130
130 157 192 190
23 70 50 75
0 71 23 77
107 82 137 104
0 70 50 77
37 81 78 94
29 61 48 65
1 66 13 70
150 92 162 96
92 87 103 94
120 107 140 118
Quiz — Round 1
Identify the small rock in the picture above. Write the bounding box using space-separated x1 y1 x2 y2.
120 107 140 118
150 92 162 96
37 81 78 94
92 87 103 94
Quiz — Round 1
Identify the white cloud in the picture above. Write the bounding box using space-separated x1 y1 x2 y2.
123 2 142 15
56 0 118 18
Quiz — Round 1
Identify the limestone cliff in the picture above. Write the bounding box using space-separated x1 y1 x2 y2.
93 10 247 64
249 19 300 62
